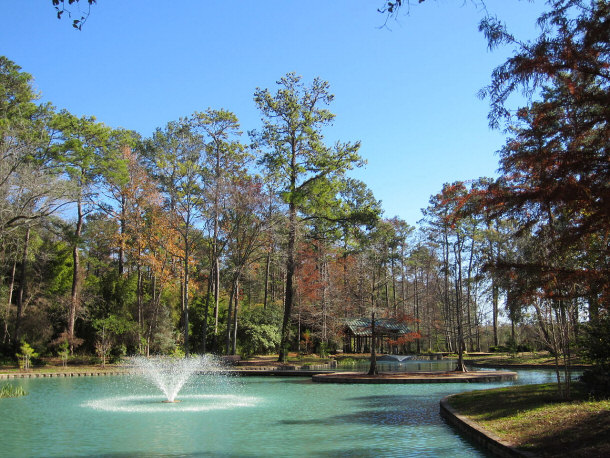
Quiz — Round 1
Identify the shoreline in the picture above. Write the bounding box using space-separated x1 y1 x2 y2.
440 395 537 458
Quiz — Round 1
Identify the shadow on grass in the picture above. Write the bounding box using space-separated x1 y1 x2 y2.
449 383 583 421
521 410 610 457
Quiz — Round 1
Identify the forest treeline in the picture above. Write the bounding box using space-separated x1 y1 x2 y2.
2 1 608 389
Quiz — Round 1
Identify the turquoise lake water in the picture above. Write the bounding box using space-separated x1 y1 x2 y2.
0 367 562 457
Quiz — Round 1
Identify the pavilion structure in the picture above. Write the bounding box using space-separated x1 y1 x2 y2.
342 317 412 354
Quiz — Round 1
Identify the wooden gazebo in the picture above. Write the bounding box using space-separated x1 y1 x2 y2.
342 318 412 354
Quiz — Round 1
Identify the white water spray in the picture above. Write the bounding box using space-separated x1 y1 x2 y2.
82 355 260 413
129 355 222 403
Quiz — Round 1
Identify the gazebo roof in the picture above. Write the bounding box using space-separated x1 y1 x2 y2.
343 318 412 337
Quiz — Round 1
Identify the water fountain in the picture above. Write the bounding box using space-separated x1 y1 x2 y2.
129 355 216 403
82 354 260 413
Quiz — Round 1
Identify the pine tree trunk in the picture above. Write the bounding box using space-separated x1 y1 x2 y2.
263 249 271 310
414 267 420 353
137 262 143 349
3 260 16 345
183 238 190 356
14 227 30 346
213 147 221 340
368 311 378 375
391 254 397 315
202 267 212 353
68 200 83 354
454 237 468 372
213 256 220 350
225 278 236 355
232 279 239 355
118 195 126 275
278 201 297 362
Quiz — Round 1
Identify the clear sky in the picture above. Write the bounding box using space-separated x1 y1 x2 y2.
2 0 548 226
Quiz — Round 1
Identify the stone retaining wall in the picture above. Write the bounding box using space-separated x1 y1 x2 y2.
1 369 330 379
0 371 124 379
468 362 589 370
228 369 332 376
313 371 518 384
440 395 536 458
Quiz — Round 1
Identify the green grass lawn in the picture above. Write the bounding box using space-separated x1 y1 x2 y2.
0 357 125 375
464 351 588 367
449 383 610 457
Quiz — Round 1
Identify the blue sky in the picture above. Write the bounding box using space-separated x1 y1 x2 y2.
2 0 548 226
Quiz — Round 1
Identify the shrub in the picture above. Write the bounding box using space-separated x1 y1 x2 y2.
337 357 359 367
57 341 70 367
580 367 610 396
237 305 282 357
16 341 38 371
581 316 610 395
317 341 330 358
239 323 281 357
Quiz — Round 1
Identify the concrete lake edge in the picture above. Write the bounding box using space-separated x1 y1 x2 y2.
440 394 537 458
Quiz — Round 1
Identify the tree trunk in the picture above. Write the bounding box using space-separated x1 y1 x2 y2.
454 237 468 372
225 278 236 355
368 311 378 375
492 280 499 347
278 200 296 362
465 233 476 351
3 260 16 345
137 262 143 350
320 247 328 343
391 253 397 316
385 277 390 309
202 266 212 353
213 255 220 351
442 227 452 352
232 278 239 355
14 227 30 346
488 220 499 347
558 301 572 399
414 267 421 354
183 239 190 356
263 249 271 310
68 200 83 354
212 149 221 349
146 271 162 357
263 190 274 310
118 194 126 275
400 250 407 316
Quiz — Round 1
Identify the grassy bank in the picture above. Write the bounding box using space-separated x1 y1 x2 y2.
0 357 125 375
463 351 589 368
448 383 610 457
